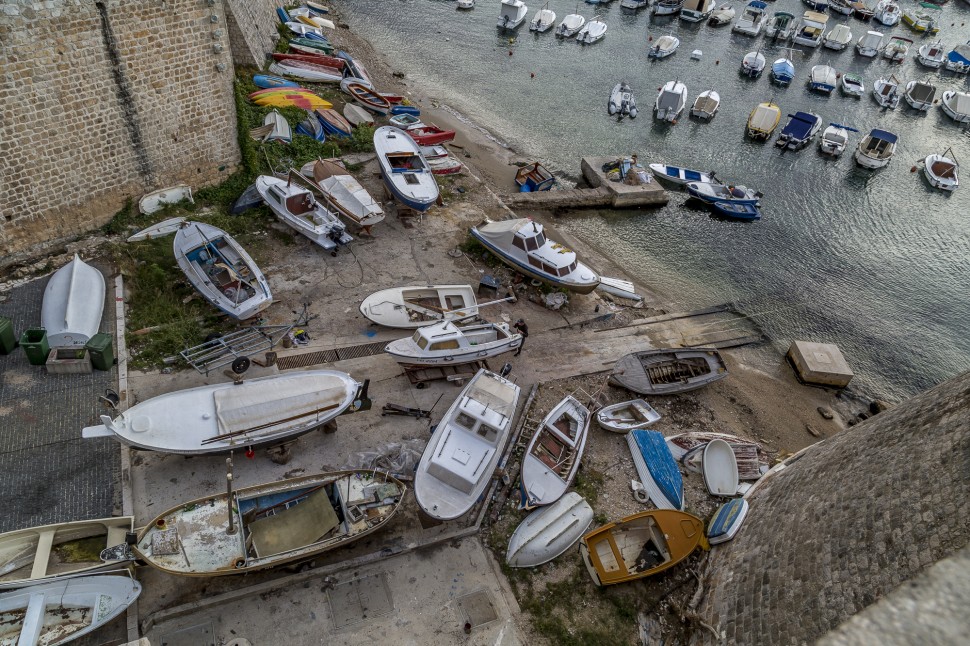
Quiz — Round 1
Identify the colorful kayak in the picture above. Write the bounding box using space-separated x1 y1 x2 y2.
253 74 299 90
271 51 345 71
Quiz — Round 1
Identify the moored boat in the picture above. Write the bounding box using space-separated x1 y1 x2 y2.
690 90 721 120
732 1 769 36
580 509 707 585
792 10 827 47
415 369 520 520
608 81 638 118
648 163 719 186
819 123 858 157
712 202 761 221
765 11 796 39
627 430 684 510
596 399 661 433
940 90 970 123
901 2 941 34
808 66 837 94
741 50 766 77
41 255 105 349
529 2 556 31
882 36 912 63
703 439 740 496
850 1 874 20
777 112 822 149
556 11 586 37
498 0 529 30
747 101 782 139
921 149 959 192
649 34 680 59
904 79 937 111
515 161 556 192
872 75 901 108
255 173 351 251
856 30 883 57
374 126 439 213
652 0 686 15
854 128 898 169
611 348 729 395
944 44 970 74
688 181 762 205
681 0 716 22
520 396 591 510
840 72 865 97
359 285 478 328
135 470 405 576
708 4 736 26
917 41 946 68
655 81 688 122
470 218 601 294
874 0 901 25
770 57 795 86
829 0 855 14
576 16 607 44
823 24 852 50
507 493 593 567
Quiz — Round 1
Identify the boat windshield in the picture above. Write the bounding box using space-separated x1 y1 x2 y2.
412 331 428 349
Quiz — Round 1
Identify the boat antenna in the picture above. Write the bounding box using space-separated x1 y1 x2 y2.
226 455 237 535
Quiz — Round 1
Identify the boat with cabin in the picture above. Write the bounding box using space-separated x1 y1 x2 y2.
520 396 592 510
507 493 593 567
917 41 946 68
359 285 478 329
872 75 901 108
776 111 822 150
792 11 827 47
691 90 721 120
770 56 795 86
597 400 661 433
576 16 607 44
680 0 716 22
944 43 970 74
901 2 941 34
940 91 970 123
819 123 858 157
904 79 937 111
374 126 439 213
498 0 529 30
529 2 556 31
41 255 105 349
652 0 686 15
874 0 900 26
732 1 769 36
610 348 729 394
255 173 352 252
747 100 782 138
708 4 736 26
808 66 837 94
856 30 883 57
921 149 959 192
655 81 688 122
384 320 521 366
415 369 520 520
823 24 852 50
854 129 898 169
765 11 796 39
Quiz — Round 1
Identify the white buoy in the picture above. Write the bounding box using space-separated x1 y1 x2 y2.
691 49 703 60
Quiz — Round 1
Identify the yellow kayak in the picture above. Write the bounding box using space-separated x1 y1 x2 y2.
251 90 332 110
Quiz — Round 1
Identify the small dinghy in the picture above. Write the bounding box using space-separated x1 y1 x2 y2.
829 0 854 14
855 29 883 57
415 369 520 520
296 109 326 141
823 24 852 50
665 431 769 479
765 10 795 39
388 113 423 129
390 105 420 117
343 81 391 115
596 400 661 433
262 109 291 143
792 10 828 47
529 2 556 31
249 88 332 111
288 37 334 56
648 163 718 186
707 498 749 544
41 255 105 349
520 396 592 510
0 575 141 644
597 276 643 301
649 34 680 59
687 181 761 205
840 73 864 98
627 430 684 510
881 35 912 63
733 1 769 36
854 129 898 169
851 0 875 20
872 75 901 109
917 41 946 69
428 155 464 175
343 103 375 127
285 20 324 38
576 17 607 44
269 59 342 83
921 148 959 192
359 285 478 328
808 66 837 94
747 101 781 139
374 126 439 213
580 509 706 585
255 173 351 252
507 493 593 567
384 320 521 366
271 51 345 71
940 90 970 124
335 50 372 85
904 79 937 112
0 517 134 590
654 81 687 122
770 57 795 86
135 470 404 576
681 0 716 22
300 158 384 229
708 4 736 26
818 123 857 157
944 44 970 74
556 11 586 37
712 201 761 221
231 182 262 215
253 74 299 89
901 2 941 34
498 0 529 30
515 161 556 192
457 0 475 8
405 124 457 146
741 50 766 78
690 90 720 120
611 348 729 395
608 81 638 117
315 108 353 137
703 439 739 496
83 370 366 454
470 218 601 293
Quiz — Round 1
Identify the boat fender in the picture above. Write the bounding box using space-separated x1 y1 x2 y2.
631 480 650 504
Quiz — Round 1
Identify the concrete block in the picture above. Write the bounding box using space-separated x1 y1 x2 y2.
787 341 854 388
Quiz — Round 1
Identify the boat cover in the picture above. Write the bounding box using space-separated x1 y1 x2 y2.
749 104 780 130
317 175 382 220
782 112 819 139
657 87 685 112
247 487 339 557
772 60 794 80
945 92 970 115
627 430 683 510
214 378 348 435
870 129 898 144
473 218 531 250
947 45 970 66
693 95 719 115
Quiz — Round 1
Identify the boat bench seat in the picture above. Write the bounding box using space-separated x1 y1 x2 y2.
106 525 129 547
29 530 56 579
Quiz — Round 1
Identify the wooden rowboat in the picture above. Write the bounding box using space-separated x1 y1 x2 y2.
507 492 593 567
343 103 374 127
610 348 728 395
300 159 385 229
343 81 391 115
580 509 708 585
404 124 456 146
315 108 352 137
519 396 592 510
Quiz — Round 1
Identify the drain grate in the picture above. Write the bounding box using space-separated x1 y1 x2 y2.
456 589 499 630
327 572 394 629
158 621 216 646
276 341 388 371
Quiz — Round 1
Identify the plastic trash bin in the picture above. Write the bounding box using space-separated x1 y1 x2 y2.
85 333 115 371
20 328 50 366
0 317 16 354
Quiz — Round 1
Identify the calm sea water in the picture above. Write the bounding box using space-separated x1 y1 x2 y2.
340 0 970 400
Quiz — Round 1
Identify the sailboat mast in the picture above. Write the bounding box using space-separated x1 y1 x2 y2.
226 456 237 535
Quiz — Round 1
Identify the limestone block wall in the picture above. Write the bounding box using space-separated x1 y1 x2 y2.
224 0 284 67
694 371 970 645
0 0 239 265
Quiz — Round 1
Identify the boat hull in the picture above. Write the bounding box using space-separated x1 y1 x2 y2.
707 498 749 544
596 399 661 433
627 429 684 510
610 348 728 395
507 493 593 567
374 126 440 213
703 439 740 496
359 285 478 328
41 255 106 349
520 396 591 510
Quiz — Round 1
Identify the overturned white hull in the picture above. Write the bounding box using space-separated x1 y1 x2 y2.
507 492 592 567
41 255 106 348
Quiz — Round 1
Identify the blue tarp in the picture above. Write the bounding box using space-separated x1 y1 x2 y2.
781 112 819 140
870 129 899 144
947 46 970 66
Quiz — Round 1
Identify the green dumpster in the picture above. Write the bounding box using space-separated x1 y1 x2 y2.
0 317 16 354
85 333 114 371
20 328 50 366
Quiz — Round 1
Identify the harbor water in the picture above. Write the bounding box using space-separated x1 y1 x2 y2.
340 0 970 400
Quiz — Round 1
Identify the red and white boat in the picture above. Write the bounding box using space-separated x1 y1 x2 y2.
273 51 345 71
420 145 450 160
428 156 464 175
406 124 456 146
269 59 343 83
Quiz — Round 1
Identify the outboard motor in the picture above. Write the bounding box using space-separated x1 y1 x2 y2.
500 363 513 378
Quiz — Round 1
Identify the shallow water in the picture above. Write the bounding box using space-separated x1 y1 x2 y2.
341 0 970 400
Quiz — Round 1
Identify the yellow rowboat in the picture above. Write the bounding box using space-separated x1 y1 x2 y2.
580 509 708 586
746 101 781 140
250 90 332 110
297 14 336 29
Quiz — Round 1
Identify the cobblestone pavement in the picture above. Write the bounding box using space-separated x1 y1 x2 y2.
0 267 119 533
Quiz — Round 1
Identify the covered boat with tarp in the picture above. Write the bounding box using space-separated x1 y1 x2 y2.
945 44 970 74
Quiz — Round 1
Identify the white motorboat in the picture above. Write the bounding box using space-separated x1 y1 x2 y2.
823 24 852 50
384 320 521 366
741 50 766 78
556 10 586 37
872 75 901 109
921 149 959 192
457 0 475 9
470 218 600 293
904 79 937 111
829 0 855 14
874 0 900 26
40 254 105 349
855 30 883 57
507 493 593 567
415 369 520 520
520 396 591 510
854 129 898 169
497 0 528 29
944 44 970 74
818 123 856 157
708 4 736 26
576 17 607 44
300 158 385 229
703 439 739 496
649 34 680 59
255 173 352 252
691 90 721 120
882 36 912 62
359 285 478 329
529 2 556 31
940 90 970 124
0 575 141 644
655 81 688 122
0 516 134 590
608 81 638 117
649 163 719 186
82 370 366 455
596 399 661 433
808 65 837 94
138 184 192 215
127 219 272 320
840 73 865 97
621 0 651 8
916 41 946 69
652 0 686 15
765 11 796 39
732 1 769 36
747 101 782 139
792 11 827 47
681 0 716 22
373 126 439 213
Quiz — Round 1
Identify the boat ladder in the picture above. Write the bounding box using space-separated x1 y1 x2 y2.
180 325 294 374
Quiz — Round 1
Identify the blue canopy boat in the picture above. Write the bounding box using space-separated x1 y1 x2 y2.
945 44 970 74
771 57 795 87
775 112 821 150
276 7 290 24
627 430 684 510
712 202 762 221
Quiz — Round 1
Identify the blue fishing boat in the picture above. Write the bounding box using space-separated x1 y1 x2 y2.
687 182 762 206
253 74 299 90
712 202 762 221
707 498 749 544
515 162 556 192
775 111 822 151
295 111 326 142
771 57 795 86
627 430 684 510
373 126 440 213
390 105 421 117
